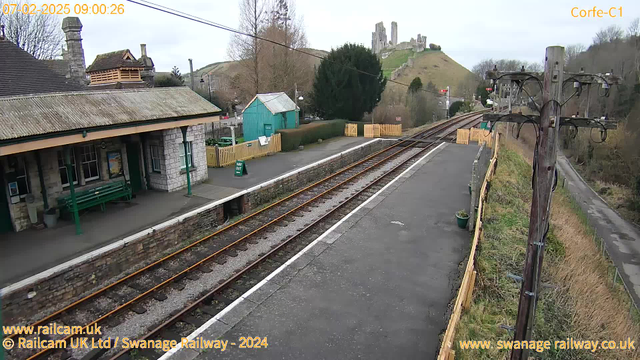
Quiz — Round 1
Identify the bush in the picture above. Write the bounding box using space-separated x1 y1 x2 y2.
278 120 346 151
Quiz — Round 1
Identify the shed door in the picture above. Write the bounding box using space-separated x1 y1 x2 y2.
264 124 273 137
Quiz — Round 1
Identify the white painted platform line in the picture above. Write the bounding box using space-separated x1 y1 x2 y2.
1 139 383 297
158 142 447 360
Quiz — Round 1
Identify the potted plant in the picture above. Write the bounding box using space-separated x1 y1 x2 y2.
456 209 469 229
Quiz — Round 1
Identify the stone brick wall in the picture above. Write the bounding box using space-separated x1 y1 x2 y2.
163 125 208 192
244 140 390 211
1 139 391 324
1 203 224 325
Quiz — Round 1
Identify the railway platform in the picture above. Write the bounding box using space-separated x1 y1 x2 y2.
166 143 479 360
0 137 374 288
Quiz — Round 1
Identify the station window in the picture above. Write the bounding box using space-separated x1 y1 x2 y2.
150 145 162 173
57 150 78 187
80 145 100 181
14 156 30 198
179 142 193 170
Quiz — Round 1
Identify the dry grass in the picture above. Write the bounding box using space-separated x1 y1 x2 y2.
455 137 640 359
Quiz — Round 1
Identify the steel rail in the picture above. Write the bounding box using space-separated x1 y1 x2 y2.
18 113 482 360
109 113 485 360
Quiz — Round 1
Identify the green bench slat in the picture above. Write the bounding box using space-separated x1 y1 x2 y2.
57 181 131 214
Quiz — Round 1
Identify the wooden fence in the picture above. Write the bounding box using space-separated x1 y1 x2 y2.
437 133 500 360
345 123 358 137
470 128 491 143
206 133 281 167
456 129 470 145
364 124 402 138
364 124 381 138
379 124 402 136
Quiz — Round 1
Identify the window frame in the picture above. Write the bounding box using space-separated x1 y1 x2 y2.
14 156 30 199
179 142 193 170
80 144 100 182
150 145 162 173
57 150 78 187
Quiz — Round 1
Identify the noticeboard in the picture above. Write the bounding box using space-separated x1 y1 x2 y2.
234 160 248 177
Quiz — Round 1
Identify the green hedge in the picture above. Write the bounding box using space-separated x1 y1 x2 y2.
278 120 346 151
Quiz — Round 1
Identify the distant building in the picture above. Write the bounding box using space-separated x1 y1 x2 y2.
242 93 299 141
86 49 147 89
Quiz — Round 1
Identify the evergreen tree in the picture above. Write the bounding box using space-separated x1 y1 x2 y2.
311 43 387 121
408 77 423 94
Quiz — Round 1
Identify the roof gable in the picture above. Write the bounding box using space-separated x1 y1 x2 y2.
86 49 144 72
243 92 298 115
0 40 85 97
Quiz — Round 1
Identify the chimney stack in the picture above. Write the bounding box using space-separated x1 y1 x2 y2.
61 17 88 85
139 43 155 87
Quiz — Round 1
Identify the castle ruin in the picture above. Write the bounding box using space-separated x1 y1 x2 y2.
371 21 427 55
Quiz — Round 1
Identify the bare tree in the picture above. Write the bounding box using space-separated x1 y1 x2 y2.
227 0 267 96
628 18 639 38
565 44 586 69
593 25 624 45
0 0 63 59
260 0 310 97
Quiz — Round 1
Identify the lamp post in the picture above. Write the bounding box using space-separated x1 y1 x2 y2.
200 73 212 102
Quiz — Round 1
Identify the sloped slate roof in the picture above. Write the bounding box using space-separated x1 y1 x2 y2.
0 40 85 97
243 92 298 115
86 50 143 72
0 87 221 142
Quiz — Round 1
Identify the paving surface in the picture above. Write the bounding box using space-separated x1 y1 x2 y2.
557 154 640 307
206 136 371 189
171 143 479 360
0 137 372 288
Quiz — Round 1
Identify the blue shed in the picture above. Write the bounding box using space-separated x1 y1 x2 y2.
242 92 299 141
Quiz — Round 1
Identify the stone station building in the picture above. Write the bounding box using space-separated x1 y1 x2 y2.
0 88 220 234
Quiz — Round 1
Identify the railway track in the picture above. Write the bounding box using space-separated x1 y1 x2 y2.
6 112 484 360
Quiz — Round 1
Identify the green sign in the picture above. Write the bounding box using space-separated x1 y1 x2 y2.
234 160 248 177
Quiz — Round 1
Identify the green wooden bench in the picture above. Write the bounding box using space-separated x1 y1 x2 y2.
57 181 132 218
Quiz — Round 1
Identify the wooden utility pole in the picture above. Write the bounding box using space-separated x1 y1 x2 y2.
483 53 620 360
510 46 564 360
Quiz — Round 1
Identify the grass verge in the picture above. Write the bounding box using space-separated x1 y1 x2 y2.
453 139 640 359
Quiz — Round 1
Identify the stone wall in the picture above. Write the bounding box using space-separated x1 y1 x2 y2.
244 140 390 211
1 139 391 324
2 204 224 324
163 125 208 192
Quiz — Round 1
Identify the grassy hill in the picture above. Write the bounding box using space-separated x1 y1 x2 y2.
381 49 475 97
184 48 329 82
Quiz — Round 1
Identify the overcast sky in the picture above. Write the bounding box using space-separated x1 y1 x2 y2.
32 0 640 72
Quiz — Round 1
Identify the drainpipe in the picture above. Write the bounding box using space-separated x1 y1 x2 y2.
181 126 192 196
64 146 82 235
36 151 48 210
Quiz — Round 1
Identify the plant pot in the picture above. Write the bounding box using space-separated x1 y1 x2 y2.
43 209 58 228
456 214 469 229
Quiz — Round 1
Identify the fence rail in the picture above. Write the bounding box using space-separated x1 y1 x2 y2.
206 133 281 167
438 132 500 360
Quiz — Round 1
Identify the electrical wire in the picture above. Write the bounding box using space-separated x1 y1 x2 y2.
126 0 445 96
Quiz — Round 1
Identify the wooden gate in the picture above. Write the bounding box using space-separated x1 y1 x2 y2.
345 123 358 137
456 129 470 144
364 124 381 138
